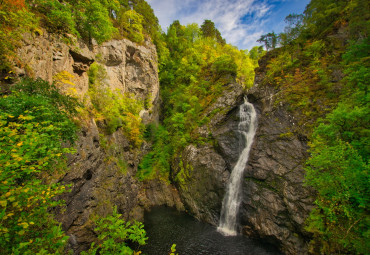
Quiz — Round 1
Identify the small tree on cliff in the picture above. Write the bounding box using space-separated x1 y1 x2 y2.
257 32 278 51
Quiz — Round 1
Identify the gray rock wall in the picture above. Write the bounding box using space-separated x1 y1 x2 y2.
235 56 315 255
171 82 244 225
17 32 159 123
241 82 315 254
16 32 183 254
171 56 315 254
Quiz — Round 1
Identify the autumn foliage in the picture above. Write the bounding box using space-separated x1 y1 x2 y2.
1 0 26 10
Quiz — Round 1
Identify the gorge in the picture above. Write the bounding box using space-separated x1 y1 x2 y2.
0 0 368 255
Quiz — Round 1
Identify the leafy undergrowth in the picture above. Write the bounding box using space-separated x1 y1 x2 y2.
88 62 144 148
81 207 147 255
0 78 78 254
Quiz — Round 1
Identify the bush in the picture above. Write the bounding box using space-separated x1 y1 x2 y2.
88 63 144 147
82 206 147 255
212 55 237 77
0 78 77 254
137 125 172 180
304 38 370 254
36 0 78 35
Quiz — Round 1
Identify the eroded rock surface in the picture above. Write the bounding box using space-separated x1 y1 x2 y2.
171 82 244 224
238 55 315 255
16 32 183 254
171 56 314 254
17 32 159 123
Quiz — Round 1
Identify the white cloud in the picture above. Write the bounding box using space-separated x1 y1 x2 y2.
147 0 275 49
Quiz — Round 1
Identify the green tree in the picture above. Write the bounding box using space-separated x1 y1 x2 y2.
201 19 225 44
304 0 349 37
257 32 278 51
130 0 160 38
249 46 265 62
34 0 78 35
118 9 145 43
76 0 117 44
279 14 304 46
304 37 370 255
212 55 237 77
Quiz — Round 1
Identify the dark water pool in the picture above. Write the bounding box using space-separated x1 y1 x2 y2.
140 206 282 255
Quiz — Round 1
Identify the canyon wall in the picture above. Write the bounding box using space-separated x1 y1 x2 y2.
16 32 183 254
171 54 315 254
15 32 315 254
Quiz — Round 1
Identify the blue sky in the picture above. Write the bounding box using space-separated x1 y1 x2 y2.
147 0 310 50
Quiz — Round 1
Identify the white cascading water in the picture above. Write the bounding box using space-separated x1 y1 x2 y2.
217 97 257 236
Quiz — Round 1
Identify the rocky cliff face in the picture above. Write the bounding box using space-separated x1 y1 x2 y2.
171 82 244 225
16 33 159 124
240 55 315 254
16 32 183 254
171 55 315 254
16 32 314 254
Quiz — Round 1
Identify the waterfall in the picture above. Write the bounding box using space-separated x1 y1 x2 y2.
217 97 257 236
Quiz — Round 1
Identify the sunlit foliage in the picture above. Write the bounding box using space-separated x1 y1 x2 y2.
88 63 144 147
81 206 147 255
137 20 260 180
0 78 78 254
305 37 369 255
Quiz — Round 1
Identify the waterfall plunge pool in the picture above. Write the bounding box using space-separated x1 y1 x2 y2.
140 206 282 255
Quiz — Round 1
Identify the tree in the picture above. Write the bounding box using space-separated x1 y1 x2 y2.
304 37 370 255
304 0 348 37
201 19 225 45
76 0 117 44
280 14 304 46
130 0 160 38
212 55 237 77
36 0 77 35
0 78 78 254
257 32 278 51
118 9 144 43
249 46 264 61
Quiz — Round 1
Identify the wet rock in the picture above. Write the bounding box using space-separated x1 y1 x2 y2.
172 144 229 225
239 55 315 255
171 82 244 225
172 54 315 254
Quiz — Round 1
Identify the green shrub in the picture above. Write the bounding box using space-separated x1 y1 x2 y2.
0 78 77 254
88 63 144 147
82 206 147 255
212 55 237 77
36 0 78 35
137 125 171 180
304 38 370 255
